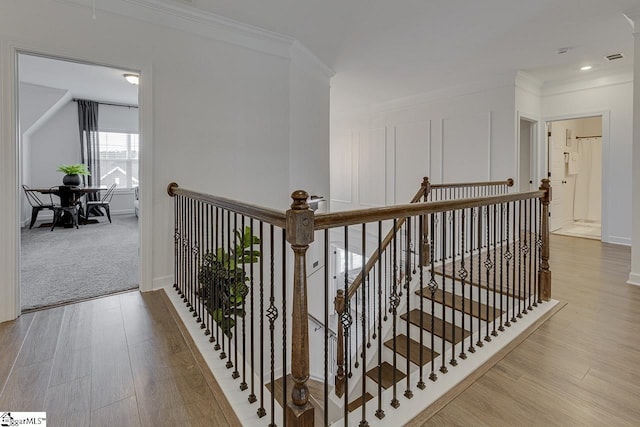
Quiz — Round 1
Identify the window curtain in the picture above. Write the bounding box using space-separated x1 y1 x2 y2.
77 100 100 201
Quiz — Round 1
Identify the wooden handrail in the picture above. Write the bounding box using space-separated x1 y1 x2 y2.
344 179 429 299
315 190 545 231
167 183 287 228
429 178 514 189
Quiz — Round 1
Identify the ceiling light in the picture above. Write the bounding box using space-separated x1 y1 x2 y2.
580 65 592 71
123 73 139 85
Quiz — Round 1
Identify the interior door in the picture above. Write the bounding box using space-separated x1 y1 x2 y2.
548 123 570 231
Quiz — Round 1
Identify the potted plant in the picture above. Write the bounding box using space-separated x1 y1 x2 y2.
57 163 91 186
197 226 260 337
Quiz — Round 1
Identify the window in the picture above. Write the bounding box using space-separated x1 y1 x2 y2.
98 131 139 189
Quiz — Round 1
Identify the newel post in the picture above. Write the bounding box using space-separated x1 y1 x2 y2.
539 179 552 301
422 177 431 266
286 190 315 427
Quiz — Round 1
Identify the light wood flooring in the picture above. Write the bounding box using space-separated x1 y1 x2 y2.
0 290 237 426
2 235 639 426
414 235 640 426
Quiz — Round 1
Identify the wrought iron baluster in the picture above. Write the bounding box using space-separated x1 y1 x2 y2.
511 201 517 324
517 200 523 319
281 229 287 427
498 203 505 332
343 226 350 426
468 207 475 354
440 211 448 373
324 230 329 427
417 216 427 388
528 198 534 311
248 218 256 402
484 205 492 342
491 203 498 337
450 210 457 367
390 219 400 408
258 221 266 418
476 207 483 348
267 224 277 427
360 223 369 426
505 202 512 328
376 221 385 419
239 216 247 390
204 203 211 337
429 214 437 381
213 208 221 348
459 209 468 360
405 218 413 399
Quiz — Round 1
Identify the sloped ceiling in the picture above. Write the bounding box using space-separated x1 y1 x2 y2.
185 0 638 112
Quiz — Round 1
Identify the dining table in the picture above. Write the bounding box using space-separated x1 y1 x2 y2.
25 185 107 228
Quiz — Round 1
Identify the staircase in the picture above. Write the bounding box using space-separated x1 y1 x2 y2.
167 177 552 426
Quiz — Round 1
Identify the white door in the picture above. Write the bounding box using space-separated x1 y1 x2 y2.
548 123 571 231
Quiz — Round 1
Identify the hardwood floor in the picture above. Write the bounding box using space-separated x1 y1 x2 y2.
416 235 640 426
0 291 235 427
2 235 638 426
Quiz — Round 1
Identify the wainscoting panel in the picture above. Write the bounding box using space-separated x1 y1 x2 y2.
394 120 430 203
330 130 354 204
359 127 387 207
442 114 490 183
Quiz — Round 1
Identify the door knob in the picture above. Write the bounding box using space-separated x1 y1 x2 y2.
562 180 567 184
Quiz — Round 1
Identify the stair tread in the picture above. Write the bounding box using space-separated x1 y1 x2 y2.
366 361 406 390
384 334 439 366
417 288 503 322
432 245 531 300
400 309 470 344
347 392 374 413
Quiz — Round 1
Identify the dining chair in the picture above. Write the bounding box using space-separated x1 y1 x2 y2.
22 185 56 229
51 186 82 231
85 183 117 223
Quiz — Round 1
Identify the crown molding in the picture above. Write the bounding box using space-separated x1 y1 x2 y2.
334 71 518 118
624 8 640 34
56 0 298 59
290 40 335 81
515 71 542 96
541 68 633 97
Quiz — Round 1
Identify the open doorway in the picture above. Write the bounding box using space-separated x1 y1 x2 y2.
18 53 140 311
547 116 602 240
519 117 537 192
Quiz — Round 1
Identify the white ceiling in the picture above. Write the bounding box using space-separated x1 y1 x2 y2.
185 0 638 112
17 1 638 113
18 54 139 106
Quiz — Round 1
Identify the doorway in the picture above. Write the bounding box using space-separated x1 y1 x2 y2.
547 116 602 240
18 53 141 310
519 117 537 192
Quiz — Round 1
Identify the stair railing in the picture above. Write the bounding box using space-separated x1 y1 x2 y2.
167 178 551 427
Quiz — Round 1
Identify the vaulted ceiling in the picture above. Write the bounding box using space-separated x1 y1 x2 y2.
186 0 638 112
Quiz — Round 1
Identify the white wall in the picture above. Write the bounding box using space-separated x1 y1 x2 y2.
331 83 516 211
630 23 640 286
0 0 331 321
542 74 633 245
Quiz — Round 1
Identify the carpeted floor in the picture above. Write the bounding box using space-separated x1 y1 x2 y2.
20 214 139 311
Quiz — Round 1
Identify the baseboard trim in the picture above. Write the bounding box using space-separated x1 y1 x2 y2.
405 301 567 426
152 275 173 290
627 272 640 287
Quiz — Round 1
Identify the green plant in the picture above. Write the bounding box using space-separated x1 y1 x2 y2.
57 163 91 176
197 226 260 337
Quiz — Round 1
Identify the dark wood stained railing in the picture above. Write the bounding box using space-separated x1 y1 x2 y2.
167 177 550 427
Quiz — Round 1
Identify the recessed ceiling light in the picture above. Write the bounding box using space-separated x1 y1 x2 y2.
123 73 139 85
580 65 592 71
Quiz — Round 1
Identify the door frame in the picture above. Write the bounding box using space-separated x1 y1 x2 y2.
542 111 610 242
0 40 154 321
516 113 539 192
